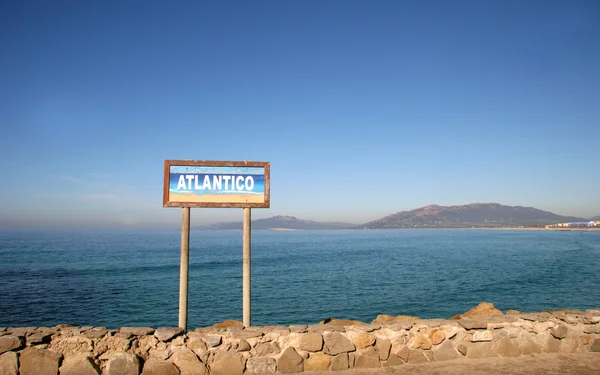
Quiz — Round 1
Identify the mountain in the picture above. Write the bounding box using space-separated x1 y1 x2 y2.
591 216 600 221
195 215 356 230
359 203 588 229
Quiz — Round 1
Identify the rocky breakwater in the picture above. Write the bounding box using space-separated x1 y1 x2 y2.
1 303 600 375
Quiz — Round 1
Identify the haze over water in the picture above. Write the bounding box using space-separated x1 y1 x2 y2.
1 229 598 328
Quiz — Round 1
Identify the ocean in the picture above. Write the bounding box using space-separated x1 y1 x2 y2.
1 229 599 329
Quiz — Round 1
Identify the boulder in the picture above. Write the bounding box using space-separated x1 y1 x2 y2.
433 340 460 361
496 337 520 357
154 327 184 342
0 335 24 354
550 324 568 339
408 334 432 350
519 340 542 355
457 344 467 356
277 347 303 373
458 319 489 330
0 352 18 375
254 342 280 356
140 358 179 375
352 333 376 349
395 345 410 362
320 318 363 326
330 353 349 371
590 338 600 352
354 347 380 368
19 347 62 375
506 309 520 315
236 339 251 352
429 329 445 345
230 330 263 340
372 315 419 325
298 332 323 352
27 332 53 345
407 349 430 364
106 353 140 375
83 328 108 340
121 327 155 336
59 355 100 375
460 302 504 318
245 358 276 374
210 352 245 375
305 352 331 371
290 325 308 333
213 320 243 328
323 332 355 355
49 336 93 357
374 338 391 360
204 336 222 347
466 342 494 359
471 330 493 342
383 354 404 367
171 348 206 375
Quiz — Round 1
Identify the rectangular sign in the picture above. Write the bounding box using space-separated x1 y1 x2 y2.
163 160 270 208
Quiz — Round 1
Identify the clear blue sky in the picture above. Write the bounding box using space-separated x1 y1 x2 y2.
1 0 599 229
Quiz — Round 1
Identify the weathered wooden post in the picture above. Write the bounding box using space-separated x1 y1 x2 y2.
243 207 251 326
179 207 190 330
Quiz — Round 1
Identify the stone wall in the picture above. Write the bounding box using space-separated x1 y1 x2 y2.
1 307 600 375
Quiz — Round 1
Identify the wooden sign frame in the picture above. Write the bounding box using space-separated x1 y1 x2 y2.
163 160 270 208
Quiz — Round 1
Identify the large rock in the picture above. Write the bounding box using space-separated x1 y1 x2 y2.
59 355 100 375
323 332 355 355
496 337 520 357
204 336 222 347
353 333 375 349
429 329 445 345
121 327 155 336
154 327 184 342
320 318 364 326
28 332 53 345
254 342 280 356
372 315 419 325
305 352 331 371
246 358 276 374
457 319 488 330
471 330 493 342
374 338 391 360
330 353 349 371
237 339 251 352
466 342 494 359
141 358 179 375
354 347 380 369
106 353 140 375
0 352 18 375
519 340 542 355
433 340 460 361
460 302 504 318
19 347 62 375
407 349 431 364
277 347 303 373
171 348 206 375
589 338 600 352
408 334 432 350
383 354 404 367
0 335 24 354
83 328 108 340
550 324 568 339
213 320 243 328
395 345 410 362
211 352 245 375
298 332 323 352
50 336 93 357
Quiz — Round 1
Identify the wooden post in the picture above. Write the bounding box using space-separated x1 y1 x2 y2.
179 207 190 330
243 207 251 327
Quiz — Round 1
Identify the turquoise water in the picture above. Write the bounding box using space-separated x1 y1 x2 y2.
1 230 599 328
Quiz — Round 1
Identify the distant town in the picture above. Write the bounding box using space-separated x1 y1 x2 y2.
545 221 599 229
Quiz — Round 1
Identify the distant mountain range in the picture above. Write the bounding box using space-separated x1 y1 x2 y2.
195 215 355 230
359 203 590 229
591 216 600 221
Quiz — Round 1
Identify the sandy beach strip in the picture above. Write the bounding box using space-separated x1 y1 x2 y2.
169 192 264 204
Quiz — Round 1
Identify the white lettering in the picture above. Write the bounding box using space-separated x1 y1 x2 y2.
213 175 222 190
245 176 254 191
177 175 187 190
203 175 211 190
185 175 194 190
194 175 201 190
223 176 231 190
236 176 244 191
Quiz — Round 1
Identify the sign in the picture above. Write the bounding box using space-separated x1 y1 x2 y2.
163 160 270 208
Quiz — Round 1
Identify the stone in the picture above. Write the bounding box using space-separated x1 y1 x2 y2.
140 358 179 375
290 325 308 333
383 354 404 367
374 338 391 360
460 302 504 318
305 352 331 371
497 337 520 357
353 333 376 349
583 326 600 334
246 357 276 374
115 332 133 340
298 332 323 352
0 352 18 375
154 327 184 342
550 324 568 339
230 330 263 339
544 336 561 353
27 332 53 345
93 335 131 357
106 353 140 375
372 314 419 325
354 324 379 332
471 330 493 342
467 342 494 359
121 327 155 336
171 348 206 375
19 347 62 375
430 329 445 345
308 325 345 333
354 347 380 368
213 320 243 328
186 337 208 352
458 319 488 330
395 345 410 362
59 355 100 375
277 347 303 373
210 352 245 375
441 325 460 340
590 338 600 352
320 318 364 326
519 340 542 355
330 353 349 371
83 328 108 340
408 334 432 350
237 339 250 352
49 336 93 357
433 340 460 361
204 336 222 347
408 349 430 364
0 335 24 354
506 309 520 315
457 344 467 356
255 342 280 356
323 332 355 355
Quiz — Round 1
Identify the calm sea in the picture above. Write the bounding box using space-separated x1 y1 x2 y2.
1 230 599 329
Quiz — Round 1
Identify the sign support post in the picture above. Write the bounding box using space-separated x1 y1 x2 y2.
178 207 190 330
243 207 252 327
